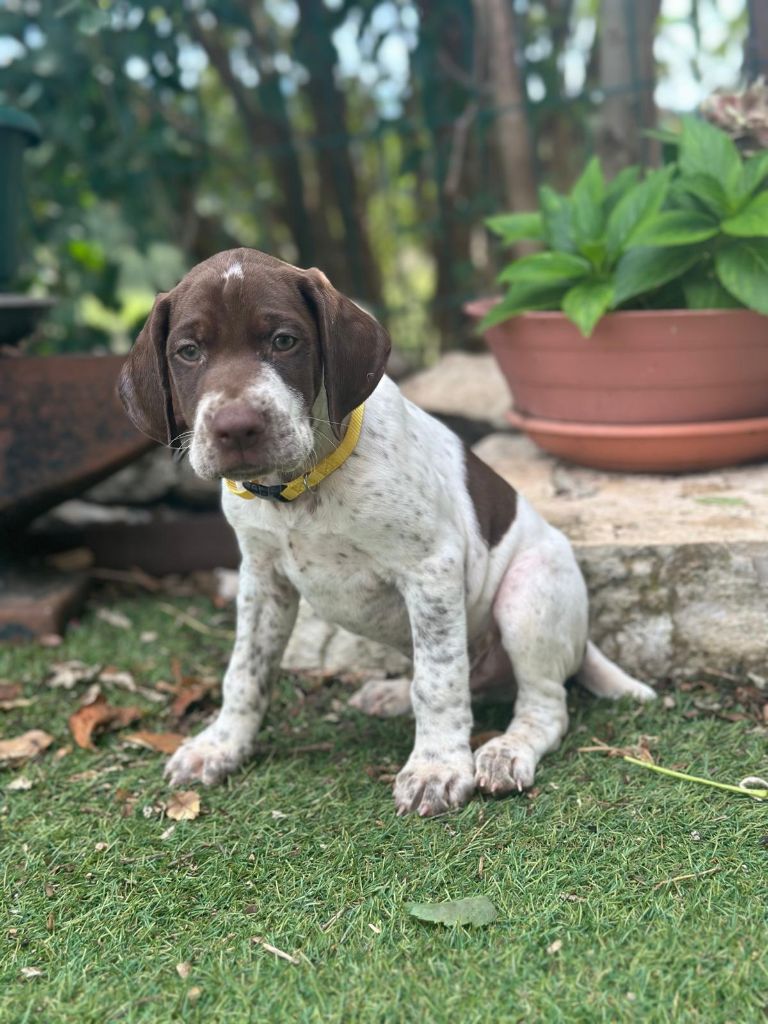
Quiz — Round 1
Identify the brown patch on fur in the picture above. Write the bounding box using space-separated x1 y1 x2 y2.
118 248 391 448
464 448 517 548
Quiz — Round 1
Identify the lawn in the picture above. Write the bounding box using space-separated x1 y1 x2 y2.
1 587 767 1023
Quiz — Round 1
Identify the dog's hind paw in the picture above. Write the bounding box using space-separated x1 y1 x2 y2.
165 725 253 787
348 676 412 718
474 735 537 796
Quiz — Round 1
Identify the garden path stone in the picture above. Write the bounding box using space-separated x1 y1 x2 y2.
283 433 768 684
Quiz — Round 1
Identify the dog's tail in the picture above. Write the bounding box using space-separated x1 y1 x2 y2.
577 641 656 702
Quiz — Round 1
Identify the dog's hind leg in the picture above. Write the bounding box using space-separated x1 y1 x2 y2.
474 537 588 795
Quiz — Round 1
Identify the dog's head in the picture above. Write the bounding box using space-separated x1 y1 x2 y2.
118 248 391 481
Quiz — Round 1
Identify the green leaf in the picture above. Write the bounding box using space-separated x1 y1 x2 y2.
562 280 615 337
485 211 544 244
678 173 731 218
406 896 498 927
614 247 704 305
604 167 641 212
497 251 590 286
478 284 565 329
715 240 768 314
682 270 742 309
570 156 606 242
741 151 768 198
627 210 719 248
721 192 768 237
679 116 742 201
539 185 575 252
644 127 682 147
604 167 672 261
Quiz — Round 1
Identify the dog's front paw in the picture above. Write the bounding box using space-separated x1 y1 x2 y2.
348 676 412 718
474 735 537 795
394 754 475 817
165 725 254 787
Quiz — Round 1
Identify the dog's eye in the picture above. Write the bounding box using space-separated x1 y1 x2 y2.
273 334 298 352
178 343 201 362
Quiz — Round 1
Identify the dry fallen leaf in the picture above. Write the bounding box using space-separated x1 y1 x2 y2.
0 730 54 767
171 683 212 719
98 667 137 691
0 682 22 702
124 731 186 755
47 660 100 689
96 607 132 629
165 790 201 821
187 986 203 1004
68 695 142 750
6 776 34 792
20 967 43 980
547 939 563 955
176 962 192 979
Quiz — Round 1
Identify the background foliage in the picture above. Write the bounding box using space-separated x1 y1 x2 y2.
0 0 765 360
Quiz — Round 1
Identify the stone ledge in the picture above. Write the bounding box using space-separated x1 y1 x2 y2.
283 433 768 683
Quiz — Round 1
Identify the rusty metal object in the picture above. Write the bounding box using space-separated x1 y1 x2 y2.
0 567 88 642
30 509 239 577
0 354 155 530
0 295 55 346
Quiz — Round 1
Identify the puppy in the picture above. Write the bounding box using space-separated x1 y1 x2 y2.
119 248 655 817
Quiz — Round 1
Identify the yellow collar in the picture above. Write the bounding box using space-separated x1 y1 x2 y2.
225 403 365 503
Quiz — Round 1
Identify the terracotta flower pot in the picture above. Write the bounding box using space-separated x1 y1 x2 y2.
465 300 768 425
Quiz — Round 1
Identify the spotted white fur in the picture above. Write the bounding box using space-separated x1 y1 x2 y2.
167 373 655 815
188 364 317 482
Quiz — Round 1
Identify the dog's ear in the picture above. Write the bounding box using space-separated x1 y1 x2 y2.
118 292 183 447
300 269 391 436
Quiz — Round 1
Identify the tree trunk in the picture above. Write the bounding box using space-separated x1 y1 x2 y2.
745 0 768 78
413 0 477 348
293 0 383 307
596 0 662 176
474 0 538 214
188 15 317 267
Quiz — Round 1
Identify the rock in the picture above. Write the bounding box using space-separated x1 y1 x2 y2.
83 448 220 508
400 353 511 430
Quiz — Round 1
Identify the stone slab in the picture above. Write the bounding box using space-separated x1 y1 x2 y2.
474 433 768 547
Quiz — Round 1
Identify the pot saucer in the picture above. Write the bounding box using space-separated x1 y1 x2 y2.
507 410 768 473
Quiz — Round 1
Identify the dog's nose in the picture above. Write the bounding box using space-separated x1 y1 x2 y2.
211 406 266 450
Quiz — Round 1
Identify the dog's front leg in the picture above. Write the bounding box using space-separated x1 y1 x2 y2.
393 551 475 816
165 560 298 787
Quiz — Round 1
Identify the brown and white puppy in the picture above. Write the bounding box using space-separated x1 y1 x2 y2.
120 248 655 817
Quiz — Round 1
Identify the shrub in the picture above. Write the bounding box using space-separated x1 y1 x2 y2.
484 116 768 337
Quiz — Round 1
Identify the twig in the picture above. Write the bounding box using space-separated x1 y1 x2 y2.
320 908 346 932
157 603 235 640
251 937 299 964
88 568 161 592
653 865 720 891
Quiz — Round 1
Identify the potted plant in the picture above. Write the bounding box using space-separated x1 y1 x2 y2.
466 114 768 472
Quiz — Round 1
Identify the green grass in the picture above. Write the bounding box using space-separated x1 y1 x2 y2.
1 591 767 1023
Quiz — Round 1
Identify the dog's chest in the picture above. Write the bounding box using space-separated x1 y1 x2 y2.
276 530 411 648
